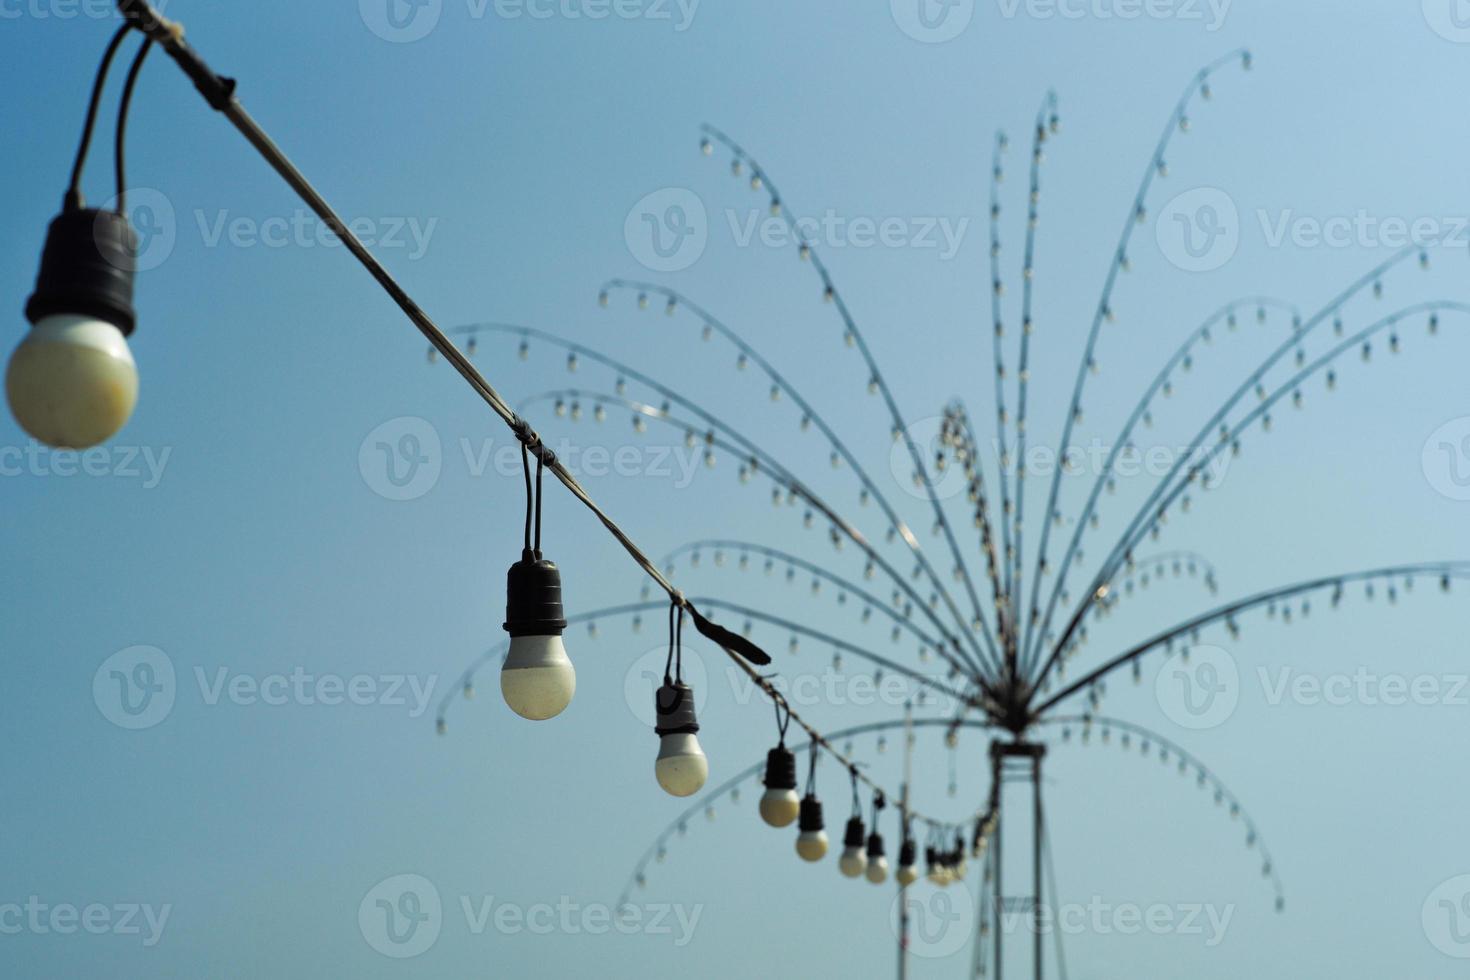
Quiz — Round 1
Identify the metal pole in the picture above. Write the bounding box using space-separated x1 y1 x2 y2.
898 705 912 980
1033 751 1044 980
992 747 1004 980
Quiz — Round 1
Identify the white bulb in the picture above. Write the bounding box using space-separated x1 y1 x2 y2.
896 864 920 887
865 855 889 884
927 867 951 887
7 314 137 448
795 830 828 862
655 732 708 797
759 788 801 828
838 847 868 878
499 634 575 720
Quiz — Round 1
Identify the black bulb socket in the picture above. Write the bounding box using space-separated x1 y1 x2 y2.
653 681 699 736
762 745 797 791
798 794 824 832
503 549 567 638
25 208 138 337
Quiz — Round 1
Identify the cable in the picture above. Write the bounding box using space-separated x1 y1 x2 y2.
65 23 132 210
113 35 153 214
520 443 532 552
534 451 544 554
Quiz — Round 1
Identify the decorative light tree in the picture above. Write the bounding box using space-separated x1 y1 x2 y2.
438 50 1470 978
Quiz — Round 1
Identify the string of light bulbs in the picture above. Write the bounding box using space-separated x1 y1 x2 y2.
7 2 785 742
613 717 1008 908
438 595 986 804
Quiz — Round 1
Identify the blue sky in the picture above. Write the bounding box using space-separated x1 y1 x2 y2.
4 0 1470 976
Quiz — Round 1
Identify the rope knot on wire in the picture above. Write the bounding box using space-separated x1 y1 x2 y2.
510 414 557 467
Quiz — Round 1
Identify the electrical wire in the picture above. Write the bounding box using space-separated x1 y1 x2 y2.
113 36 152 214
65 23 131 209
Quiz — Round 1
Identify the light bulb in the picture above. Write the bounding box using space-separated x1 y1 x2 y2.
896 840 919 886
760 787 800 828
925 849 950 886
655 732 708 797
839 817 868 878
654 681 707 797
500 633 575 721
11 208 141 449
795 794 827 861
501 550 574 720
864 831 888 883
796 828 829 862
8 314 137 448
758 745 800 827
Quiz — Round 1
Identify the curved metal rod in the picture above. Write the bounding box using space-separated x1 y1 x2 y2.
1033 250 1443 694
657 539 948 656
945 401 1010 646
1022 296 1300 675
432 641 507 733
1034 562 1470 714
599 280 993 677
615 716 1000 905
698 124 1003 673
1036 715 1285 910
1109 550 1219 595
1010 91 1059 677
986 130 1018 646
515 385 986 687
1040 300 1470 685
1030 548 1222 656
1023 50 1252 680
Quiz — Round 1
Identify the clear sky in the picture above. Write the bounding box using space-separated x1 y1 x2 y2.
4 1 1470 976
